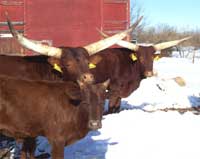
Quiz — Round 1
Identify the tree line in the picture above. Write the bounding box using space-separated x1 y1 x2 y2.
130 1 200 49
135 24 200 48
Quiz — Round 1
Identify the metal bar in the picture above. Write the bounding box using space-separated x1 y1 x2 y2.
0 0 23 6
0 30 24 33
104 0 128 4
0 21 24 26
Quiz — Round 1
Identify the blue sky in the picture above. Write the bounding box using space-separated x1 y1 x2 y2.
130 0 200 30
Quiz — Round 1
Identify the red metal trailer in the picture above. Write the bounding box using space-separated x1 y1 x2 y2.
0 0 130 55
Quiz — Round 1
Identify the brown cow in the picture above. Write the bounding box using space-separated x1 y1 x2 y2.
0 75 109 159
88 36 191 113
1 15 140 158
6 14 141 85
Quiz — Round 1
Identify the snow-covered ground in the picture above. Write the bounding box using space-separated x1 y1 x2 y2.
1 53 200 159
62 55 200 159
123 56 200 110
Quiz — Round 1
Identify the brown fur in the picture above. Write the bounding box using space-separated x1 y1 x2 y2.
0 75 108 158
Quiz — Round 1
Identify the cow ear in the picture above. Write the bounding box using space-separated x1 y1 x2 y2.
89 55 102 65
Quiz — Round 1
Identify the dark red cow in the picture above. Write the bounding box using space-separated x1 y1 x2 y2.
88 36 191 113
0 75 109 159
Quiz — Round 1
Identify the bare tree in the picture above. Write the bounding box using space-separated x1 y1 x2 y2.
130 1 200 52
130 0 148 42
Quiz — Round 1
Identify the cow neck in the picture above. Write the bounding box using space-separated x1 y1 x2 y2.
74 86 90 123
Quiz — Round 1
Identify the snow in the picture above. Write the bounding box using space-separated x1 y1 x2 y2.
123 57 200 110
2 53 200 159
61 55 200 159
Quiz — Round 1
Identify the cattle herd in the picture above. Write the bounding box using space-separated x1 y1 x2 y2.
0 14 191 159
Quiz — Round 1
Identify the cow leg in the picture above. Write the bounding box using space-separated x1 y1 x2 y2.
113 97 121 113
106 89 121 114
19 137 36 159
108 96 121 114
50 140 65 159
105 88 119 114
106 81 123 114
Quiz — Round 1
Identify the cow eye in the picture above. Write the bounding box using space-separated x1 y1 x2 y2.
65 61 73 67
76 57 82 62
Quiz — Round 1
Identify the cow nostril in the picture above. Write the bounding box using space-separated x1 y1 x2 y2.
81 74 94 83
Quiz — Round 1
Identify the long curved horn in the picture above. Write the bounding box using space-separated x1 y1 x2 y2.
5 13 62 58
153 36 192 51
97 28 139 51
84 16 143 55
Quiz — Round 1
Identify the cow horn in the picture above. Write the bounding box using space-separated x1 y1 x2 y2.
153 36 192 51
96 26 139 51
5 12 62 58
84 16 143 55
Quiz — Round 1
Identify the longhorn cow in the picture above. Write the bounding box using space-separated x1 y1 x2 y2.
89 30 191 113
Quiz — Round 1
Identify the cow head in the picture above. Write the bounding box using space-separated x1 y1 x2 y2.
6 13 140 86
66 80 110 130
82 79 110 130
126 37 191 78
47 47 94 85
131 46 155 77
97 25 191 78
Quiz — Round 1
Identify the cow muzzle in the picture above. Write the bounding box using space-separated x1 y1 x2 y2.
79 73 94 84
88 120 102 130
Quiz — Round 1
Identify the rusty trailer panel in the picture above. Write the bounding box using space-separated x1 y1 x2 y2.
0 0 130 55
102 0 130 34
24 0 102 47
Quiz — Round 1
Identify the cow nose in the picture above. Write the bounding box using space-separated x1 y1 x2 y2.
88 120 102 130
144 71 154 77
80 73 94 84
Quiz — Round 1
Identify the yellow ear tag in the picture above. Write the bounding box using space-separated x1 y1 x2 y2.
89 63 96 69
154 56 160 61
130 53 137 61
53 63 62 73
